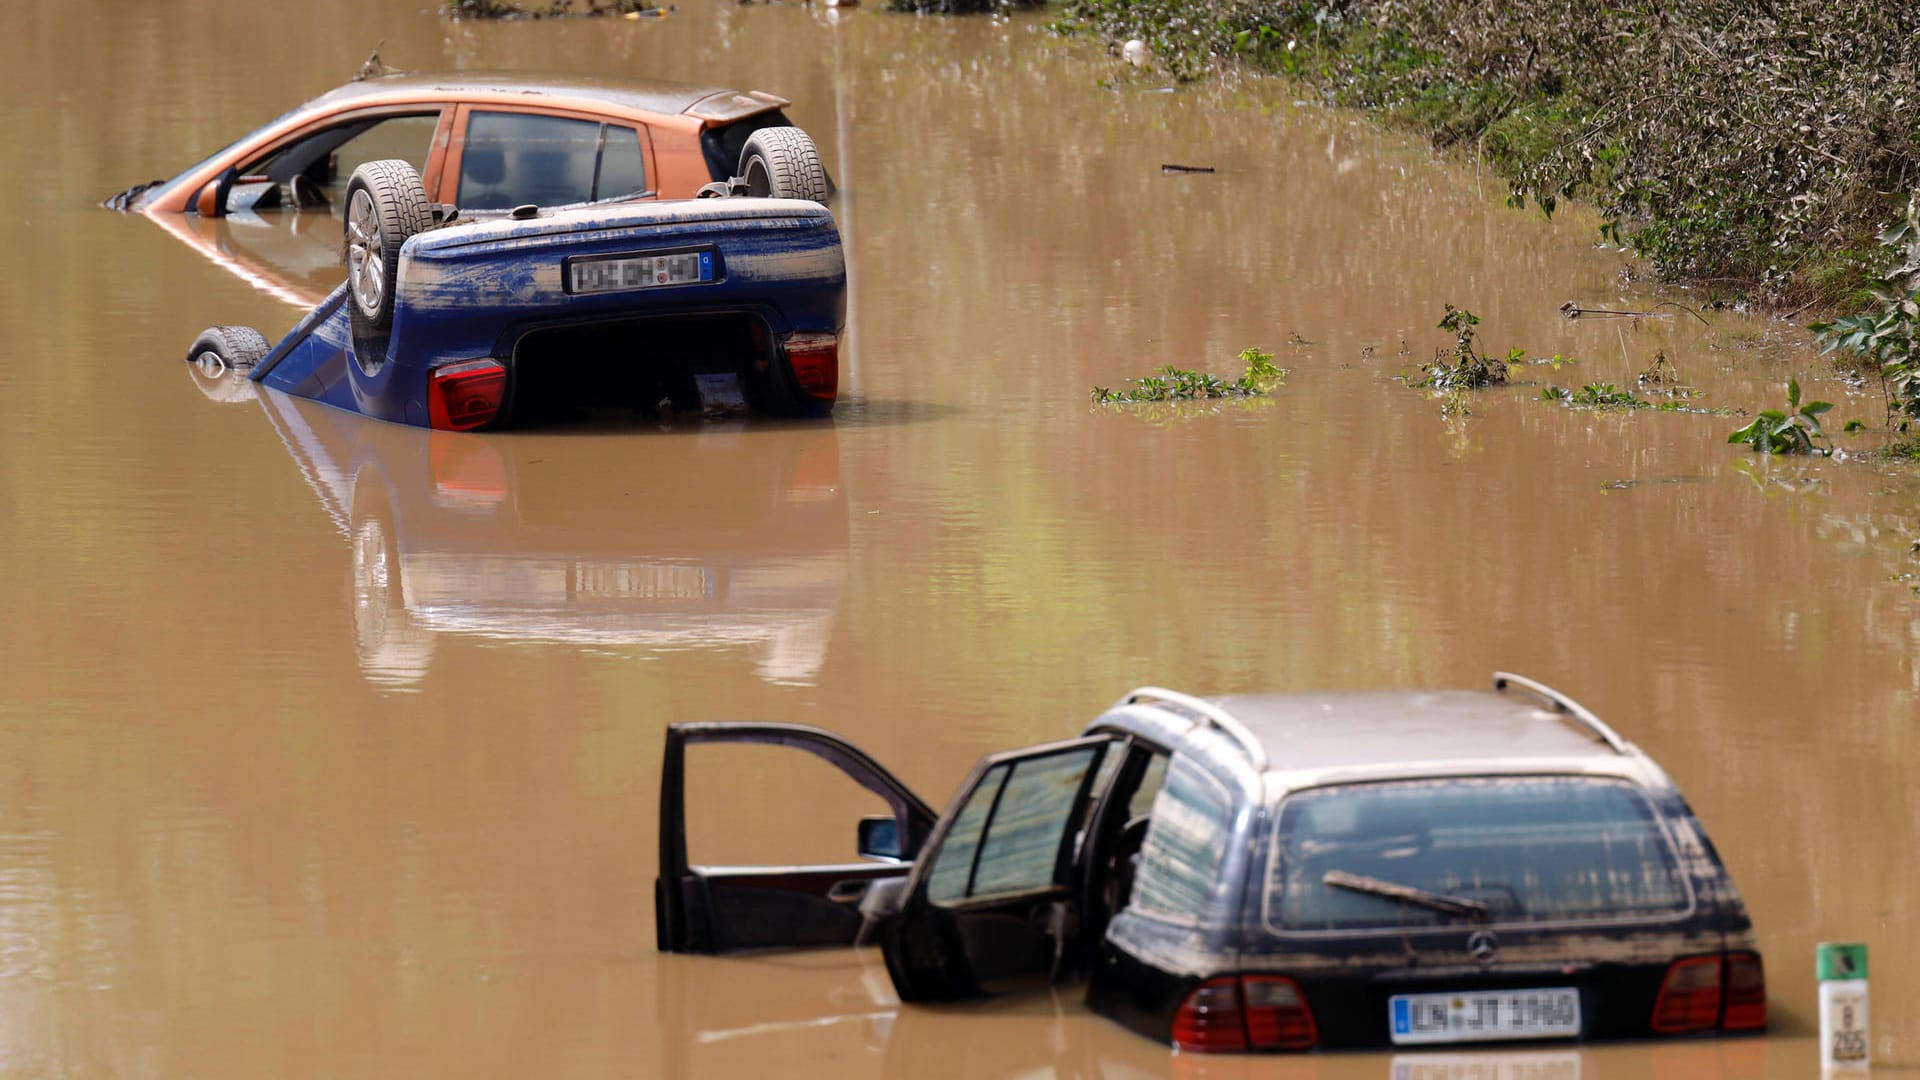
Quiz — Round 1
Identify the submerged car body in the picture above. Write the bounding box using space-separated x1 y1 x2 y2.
658 674 1766 1052
232 195 845 429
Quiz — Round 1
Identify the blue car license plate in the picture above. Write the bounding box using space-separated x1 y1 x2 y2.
567 249 715 294
1388 987 1581 1045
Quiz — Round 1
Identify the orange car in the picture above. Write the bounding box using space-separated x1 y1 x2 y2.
107 70 820 218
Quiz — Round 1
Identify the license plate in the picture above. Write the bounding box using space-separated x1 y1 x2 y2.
568 249 714 294
1388 988 1581 1045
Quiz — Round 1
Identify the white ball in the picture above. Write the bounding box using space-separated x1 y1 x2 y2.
1122 39 1149 67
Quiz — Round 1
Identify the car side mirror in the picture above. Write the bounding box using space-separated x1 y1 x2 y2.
857 815 904 862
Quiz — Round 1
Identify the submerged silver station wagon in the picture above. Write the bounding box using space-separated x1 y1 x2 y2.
657 673 1766 1052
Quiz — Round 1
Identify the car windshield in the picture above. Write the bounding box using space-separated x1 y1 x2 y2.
1265 776 1690 931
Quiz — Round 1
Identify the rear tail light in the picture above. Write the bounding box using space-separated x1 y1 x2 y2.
1241 975 1318 1050
1722 952 1768 1031
1173 977 1246 1052
782 332 839 400
1651 955 1723 1033
428 358 507 431
1173 975 1318 1053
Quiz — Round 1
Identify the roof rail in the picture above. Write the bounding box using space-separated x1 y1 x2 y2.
1119 687 1269 771
1491 672 1631 754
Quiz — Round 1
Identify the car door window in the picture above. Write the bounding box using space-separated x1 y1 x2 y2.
595 124 649 200
1128 755 1234 926
459 112 649 210
1126 752 1170 819
925 741 1112 905
232 113 440 215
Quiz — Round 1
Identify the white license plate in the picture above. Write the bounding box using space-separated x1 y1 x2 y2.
1388 988 1581 1045
569 249 714 294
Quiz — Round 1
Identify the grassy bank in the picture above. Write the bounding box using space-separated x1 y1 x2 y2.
1048 0 1920 310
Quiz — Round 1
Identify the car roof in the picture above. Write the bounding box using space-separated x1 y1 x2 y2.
1092 677 1663 793
1215 688 1629 772
301 71 789 122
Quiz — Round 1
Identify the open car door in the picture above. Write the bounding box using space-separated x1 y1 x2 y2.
880 735 1126 1001
657 722 937 953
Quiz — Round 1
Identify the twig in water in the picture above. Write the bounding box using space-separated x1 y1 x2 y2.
1560 300 1709 326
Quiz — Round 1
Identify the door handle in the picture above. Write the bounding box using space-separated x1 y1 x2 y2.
827 879 870 904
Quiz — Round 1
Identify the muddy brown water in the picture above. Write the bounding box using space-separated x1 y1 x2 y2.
1 0 1916 1075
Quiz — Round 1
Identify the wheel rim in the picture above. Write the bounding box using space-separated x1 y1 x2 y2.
346 187 386 318
744 158 772 198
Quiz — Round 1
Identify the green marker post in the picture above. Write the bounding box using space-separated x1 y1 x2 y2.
1818 943 1869 1071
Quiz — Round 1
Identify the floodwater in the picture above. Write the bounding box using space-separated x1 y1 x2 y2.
2 0 1916 1075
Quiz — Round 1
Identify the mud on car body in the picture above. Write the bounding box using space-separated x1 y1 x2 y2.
657 674 1766 1052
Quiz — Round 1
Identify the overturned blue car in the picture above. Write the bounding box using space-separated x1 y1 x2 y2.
184 157 845 430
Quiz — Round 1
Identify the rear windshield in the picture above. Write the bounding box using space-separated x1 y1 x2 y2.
1265 776 1690 932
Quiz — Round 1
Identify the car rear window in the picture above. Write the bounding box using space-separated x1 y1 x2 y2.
1265 776 1690 932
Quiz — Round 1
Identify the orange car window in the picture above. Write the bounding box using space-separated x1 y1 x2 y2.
595 126 648 200
461 112 599 210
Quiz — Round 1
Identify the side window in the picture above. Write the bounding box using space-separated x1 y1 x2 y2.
925 741 1111 905
1129 756 1234 925
596 125 649 200
459 113 650 210
1126 753 1170 819
230 113 440 215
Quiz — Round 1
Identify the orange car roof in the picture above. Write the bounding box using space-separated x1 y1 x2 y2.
302 71 790 123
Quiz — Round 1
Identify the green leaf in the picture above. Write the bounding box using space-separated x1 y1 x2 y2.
1787 378 1802 409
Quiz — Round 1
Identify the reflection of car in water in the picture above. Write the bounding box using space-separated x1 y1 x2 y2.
219 376 848 687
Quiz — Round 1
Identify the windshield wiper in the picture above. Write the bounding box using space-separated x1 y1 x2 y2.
1321 870 1490 921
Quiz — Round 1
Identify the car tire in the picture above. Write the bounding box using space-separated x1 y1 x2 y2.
738 127 829 202
343 159 433 367
185 324 271 370
184 325 269 403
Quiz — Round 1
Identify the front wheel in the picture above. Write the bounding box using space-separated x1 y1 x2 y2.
184 324 269 403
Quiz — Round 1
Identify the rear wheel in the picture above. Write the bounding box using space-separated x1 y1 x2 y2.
738 127 829 202
343 159 433 370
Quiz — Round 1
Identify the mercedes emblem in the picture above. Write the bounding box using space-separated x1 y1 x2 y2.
1467 930 1500 966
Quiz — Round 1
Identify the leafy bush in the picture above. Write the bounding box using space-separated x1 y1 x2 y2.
1812 193 1920 432
1093 347 1288 403
1728 379 1835 455
1542 383 1644 409
1054 0 1920 305
1411 306 1509 390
